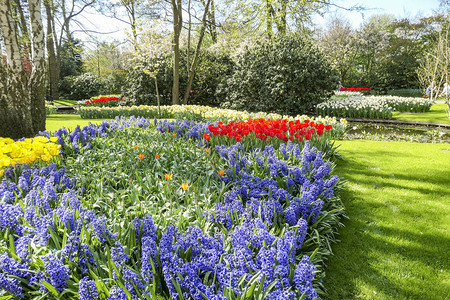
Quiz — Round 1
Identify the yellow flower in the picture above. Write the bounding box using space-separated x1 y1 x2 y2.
50 137 58 143
41 154 52 162
0 138 14 144
180 182 189 191
34 136 49 143
0 156 11 168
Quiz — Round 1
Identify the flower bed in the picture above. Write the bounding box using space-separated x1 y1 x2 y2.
316 95 434 119
79 95 123 107
0 136 61 177
316 96 392 119
0 115 344 299
334 91 362 97
78 105 347 139
375 96 433 112
339 87 370 92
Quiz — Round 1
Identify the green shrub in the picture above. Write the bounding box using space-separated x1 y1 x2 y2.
123 57 175 106
221 35 339 115
59 73 106 100
190 50 235 107
123 48 234 107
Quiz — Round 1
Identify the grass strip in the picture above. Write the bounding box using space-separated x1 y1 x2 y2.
393 104 450 124
45 114 105 133
323 140 450 299
53 99 78 106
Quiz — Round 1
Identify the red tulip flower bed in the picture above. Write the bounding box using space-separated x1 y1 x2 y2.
339 87 370 92
208 118 333 143
84 96 121 104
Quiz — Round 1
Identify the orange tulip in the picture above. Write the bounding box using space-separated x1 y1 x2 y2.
217 170 225 177
205 148 210 153
134 145 138 150
173 133 177 137
180 182 189 191
138 154 145 159
155 154 160 159
164 173 173 181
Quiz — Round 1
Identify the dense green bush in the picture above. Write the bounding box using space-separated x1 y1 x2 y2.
123 54 175 106
59 73 105 100
221 35 339 115
59 72 126 100
190 50 235 107
123 48 234 107
103 72 127 94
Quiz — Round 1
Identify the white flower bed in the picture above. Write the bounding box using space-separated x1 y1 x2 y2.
316 95 434 119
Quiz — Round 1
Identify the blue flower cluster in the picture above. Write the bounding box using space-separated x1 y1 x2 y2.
79 276 99 300
38 116 153 155
154 141 337 299
155 118 211 145
212 141 337 229
0 163 155 298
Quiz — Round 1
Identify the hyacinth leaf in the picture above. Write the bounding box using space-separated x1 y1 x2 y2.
196 287 209 300
95 278 110 296
202 270 212 284
148 255 157 297
259 279 278 299
8 275 29 285
171 279 186 300
47 224 61 249
115 280 133 299
108 258 120 280
309 248 319 261
8 233 18 260
242 274 259 299
0 296 14 299
59 288 78 298
40 280 59 297
311 208 343 228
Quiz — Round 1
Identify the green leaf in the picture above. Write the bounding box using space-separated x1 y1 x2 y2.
40 280 59 297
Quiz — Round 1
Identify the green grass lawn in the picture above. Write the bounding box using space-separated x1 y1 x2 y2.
53 99 78 106
46 114 105 133
323 140 450 300
393 104 450 124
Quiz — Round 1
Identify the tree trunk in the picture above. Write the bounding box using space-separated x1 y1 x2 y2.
171 0 182 105
0 0 34 138
28 0 47 133
130 1 138 50
274 0 287 35
45 0 60 100
209 0 217 43
266 0 273 39
13 0 30 50
183 0 211 105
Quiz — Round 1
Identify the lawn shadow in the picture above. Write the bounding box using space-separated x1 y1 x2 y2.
321 146 450 300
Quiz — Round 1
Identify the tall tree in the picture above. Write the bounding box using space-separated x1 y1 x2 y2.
317 16 360 84
224 0 356 39
44 0 95 100
170 0 182 105
97 0 159 49
0 0 46 139
182 0 211 104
